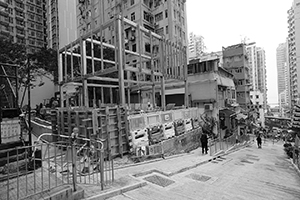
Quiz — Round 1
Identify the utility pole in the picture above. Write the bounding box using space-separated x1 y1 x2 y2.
27 59 32 146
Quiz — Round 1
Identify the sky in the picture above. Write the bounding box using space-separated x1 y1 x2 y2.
186 0 293 105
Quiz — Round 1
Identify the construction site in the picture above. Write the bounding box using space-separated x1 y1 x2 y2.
0 11 206 199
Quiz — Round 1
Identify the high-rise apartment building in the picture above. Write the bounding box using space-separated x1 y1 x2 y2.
45 0 77 50
246 42 258 91
246 43 268 109
287 0 300 105
276 42 290 108
222 43 251 108
256 47 267 109
188 32 205 60
0 0 47 53
76 0 188 45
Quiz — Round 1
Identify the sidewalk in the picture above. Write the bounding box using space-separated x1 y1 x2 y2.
82 140 251 199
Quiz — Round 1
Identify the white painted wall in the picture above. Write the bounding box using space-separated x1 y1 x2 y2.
19 74 55 108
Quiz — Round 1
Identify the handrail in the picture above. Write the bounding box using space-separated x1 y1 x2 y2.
35 133 105 150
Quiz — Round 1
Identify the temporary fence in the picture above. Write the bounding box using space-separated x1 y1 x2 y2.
51 106 129 158
0 134 114 200
209 134 250 156
128 107 202 156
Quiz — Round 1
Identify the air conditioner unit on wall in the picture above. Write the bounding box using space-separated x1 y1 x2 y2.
204 104 213 111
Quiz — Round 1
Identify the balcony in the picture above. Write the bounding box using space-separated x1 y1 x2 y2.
14 6 23 12
0 9 8 17
0 0 8 8
0 17 9 26
0 28 10 35
15 14 24 20
15 23 24 29
16 32 25 38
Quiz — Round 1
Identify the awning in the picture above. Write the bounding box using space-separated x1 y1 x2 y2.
236 113 247 120
165 88 185 95
217 76 235 88
219 109 236 117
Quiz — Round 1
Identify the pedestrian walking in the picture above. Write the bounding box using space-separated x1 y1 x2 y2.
200 133 208 154
257 134 262 148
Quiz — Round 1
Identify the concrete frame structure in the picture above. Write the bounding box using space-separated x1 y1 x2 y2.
76 0 188 46
58 16 188 110
0 0 46 53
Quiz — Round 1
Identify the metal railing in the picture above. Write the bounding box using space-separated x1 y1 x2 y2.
0 133 114 200
292 135 300 170
209 134 250 156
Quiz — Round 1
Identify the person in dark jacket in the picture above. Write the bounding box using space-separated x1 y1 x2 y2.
257 134 262 148
200 133 208 154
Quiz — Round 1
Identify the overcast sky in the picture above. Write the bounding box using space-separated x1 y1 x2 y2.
186 0 292 105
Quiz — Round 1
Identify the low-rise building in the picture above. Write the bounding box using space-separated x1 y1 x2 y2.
249 90 265 127
164 55 237 136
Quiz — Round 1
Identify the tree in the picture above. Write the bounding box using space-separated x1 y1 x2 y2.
0 37 58 86
200 114 218 139
0 37 58 107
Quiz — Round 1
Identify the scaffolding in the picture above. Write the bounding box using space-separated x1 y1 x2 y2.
58 16 188 110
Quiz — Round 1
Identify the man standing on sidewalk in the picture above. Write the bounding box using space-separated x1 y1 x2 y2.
201 133 208 154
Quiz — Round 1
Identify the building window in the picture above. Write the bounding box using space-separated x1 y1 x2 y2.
131 12 135 21
132 44 136 52
166 25 168 34
130 0 134 6
256 95 259 99
237 80 243 85
165 9 168 18
155 27 163 36
155 12 163 22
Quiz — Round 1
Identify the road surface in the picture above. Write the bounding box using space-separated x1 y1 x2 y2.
108 140 300 200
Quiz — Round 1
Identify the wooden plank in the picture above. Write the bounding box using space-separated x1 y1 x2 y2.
117 107 123 157
123 107 129 152
92 110 98 137
75 111 80 131
110 87 113 104
61 111 65 135
68 110 72 136
101 87 104 105
105 107 111 154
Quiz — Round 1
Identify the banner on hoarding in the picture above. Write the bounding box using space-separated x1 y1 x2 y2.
1 118 21 143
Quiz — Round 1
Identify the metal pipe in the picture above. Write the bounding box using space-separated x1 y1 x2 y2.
7 151 9 200
117 18 125 105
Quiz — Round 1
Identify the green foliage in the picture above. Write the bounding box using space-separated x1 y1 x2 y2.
283 143 299 159
0 37 58 87
200 114 218 139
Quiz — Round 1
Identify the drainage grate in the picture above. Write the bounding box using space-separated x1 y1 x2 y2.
186 173 211 182
246 154 259 158
240 159 254 164
143 175 175 187
235 163 245 166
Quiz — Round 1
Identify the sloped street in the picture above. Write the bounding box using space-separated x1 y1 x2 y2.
107 141 300 200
